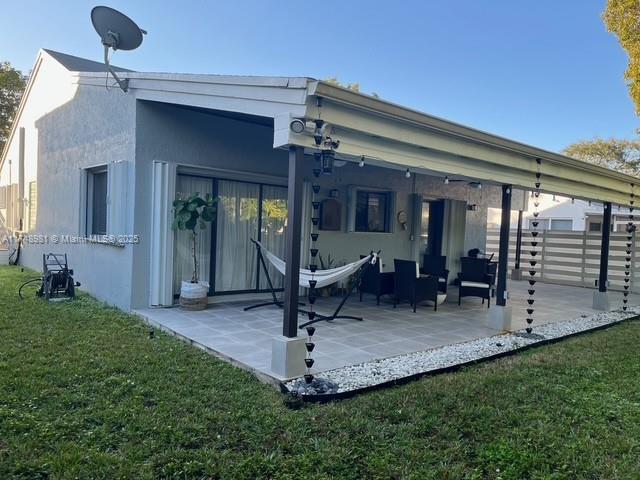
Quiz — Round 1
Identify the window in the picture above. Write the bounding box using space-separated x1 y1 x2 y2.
87 167 108 235
528 218 549 230
355 191 391 232
550 219 573 231
589 221 602 233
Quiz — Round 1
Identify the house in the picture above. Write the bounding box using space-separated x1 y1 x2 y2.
513 193 640 233
1 49 637 379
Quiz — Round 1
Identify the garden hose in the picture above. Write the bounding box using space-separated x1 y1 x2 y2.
18 278 42 300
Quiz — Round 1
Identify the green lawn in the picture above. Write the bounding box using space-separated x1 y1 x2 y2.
1 266 640 479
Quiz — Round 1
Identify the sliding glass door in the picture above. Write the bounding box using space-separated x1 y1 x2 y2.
259 185 288 289
173 175 213 295
173 174 287 297
214 180 260 292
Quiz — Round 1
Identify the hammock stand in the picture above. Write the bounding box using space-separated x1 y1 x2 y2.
297 256 375 329
243 239 305 312
244 239 378 329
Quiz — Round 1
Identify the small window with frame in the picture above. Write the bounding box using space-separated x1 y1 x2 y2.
355 190 392 233
86 167 108 235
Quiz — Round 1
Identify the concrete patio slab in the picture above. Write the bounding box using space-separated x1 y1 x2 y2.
135 281 640 384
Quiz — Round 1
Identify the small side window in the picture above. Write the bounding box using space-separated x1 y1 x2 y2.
87 167 108 235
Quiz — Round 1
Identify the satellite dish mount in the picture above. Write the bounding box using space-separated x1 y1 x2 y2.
91 6 146 92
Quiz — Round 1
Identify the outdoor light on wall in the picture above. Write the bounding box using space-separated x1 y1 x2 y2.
467 204 479 212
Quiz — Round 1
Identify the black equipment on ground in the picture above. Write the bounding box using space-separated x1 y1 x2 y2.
36 253 80 300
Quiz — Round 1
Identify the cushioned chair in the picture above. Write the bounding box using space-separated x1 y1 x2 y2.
457 257 494 307
393 259 440 312
358 256 394 305
421 254 449 293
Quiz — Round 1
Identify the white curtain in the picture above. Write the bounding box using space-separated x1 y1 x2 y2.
442 199 467 277
260 185 288 289
215 180 259 291
173 176 213 294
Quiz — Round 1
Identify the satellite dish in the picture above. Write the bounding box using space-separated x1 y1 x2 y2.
91 6 146 92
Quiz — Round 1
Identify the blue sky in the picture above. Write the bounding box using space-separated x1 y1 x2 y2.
1 0 637 152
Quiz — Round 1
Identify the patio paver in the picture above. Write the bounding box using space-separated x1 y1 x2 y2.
135 281 640 382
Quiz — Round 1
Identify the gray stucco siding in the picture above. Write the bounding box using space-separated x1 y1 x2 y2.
22 85 137 309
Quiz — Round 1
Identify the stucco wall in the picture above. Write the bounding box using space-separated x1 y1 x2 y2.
1 54 77 231
132 101 289 308
21 83 137 309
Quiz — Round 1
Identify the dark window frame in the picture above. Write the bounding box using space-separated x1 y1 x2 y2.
355 190 392 233
86 167 108 236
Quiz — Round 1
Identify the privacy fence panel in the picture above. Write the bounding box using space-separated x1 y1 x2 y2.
486 229 640 293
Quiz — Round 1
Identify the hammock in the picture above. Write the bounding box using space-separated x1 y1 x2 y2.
245 240 379 328
255 240 376 289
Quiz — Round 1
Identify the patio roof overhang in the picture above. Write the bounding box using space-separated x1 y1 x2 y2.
72 64 637 205
275 80 638 206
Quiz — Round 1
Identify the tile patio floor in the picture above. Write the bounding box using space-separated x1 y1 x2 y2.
135 281 639 382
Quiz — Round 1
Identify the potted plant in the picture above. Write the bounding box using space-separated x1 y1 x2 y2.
172 193 217 310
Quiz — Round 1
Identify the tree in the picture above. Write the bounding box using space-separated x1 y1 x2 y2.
0 62 26 154
172 193 217 283
324 77 360 93
603 0 640 114
563 137 640 176
323 77 380 98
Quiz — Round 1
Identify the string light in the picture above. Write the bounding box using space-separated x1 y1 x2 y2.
405 168 411 178
359 156 365 168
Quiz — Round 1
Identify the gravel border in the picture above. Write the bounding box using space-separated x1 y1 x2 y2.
284 308 640 397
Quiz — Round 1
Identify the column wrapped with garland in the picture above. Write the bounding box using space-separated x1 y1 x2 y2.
623 184 635 311
526 158 542 334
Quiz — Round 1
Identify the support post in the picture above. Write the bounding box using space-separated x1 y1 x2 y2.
593 201 612 310
282 146 304 337
511 209 523 280
490 184 513 330
18 127 25 230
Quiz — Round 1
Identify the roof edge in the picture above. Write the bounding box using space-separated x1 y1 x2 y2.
310 80 639 186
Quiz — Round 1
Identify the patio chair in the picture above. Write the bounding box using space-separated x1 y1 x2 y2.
393 259 440 312
487 261 497 297
421 254 449 293
457 257 494 308
358 255 394 305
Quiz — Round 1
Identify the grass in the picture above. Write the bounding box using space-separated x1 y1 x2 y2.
1 266 640 479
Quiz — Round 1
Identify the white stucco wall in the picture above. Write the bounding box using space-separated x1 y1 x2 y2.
0 53 77 231
522 193 589 231
22 83 137 309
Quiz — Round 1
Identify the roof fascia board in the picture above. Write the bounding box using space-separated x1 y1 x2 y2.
310 80 638 186
75 71 310 89
286 126 633 205
312 101 628 193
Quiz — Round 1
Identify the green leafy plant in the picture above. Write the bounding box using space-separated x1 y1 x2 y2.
172 193 217 283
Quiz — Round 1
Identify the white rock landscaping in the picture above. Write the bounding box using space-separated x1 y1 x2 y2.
285 307 640 397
